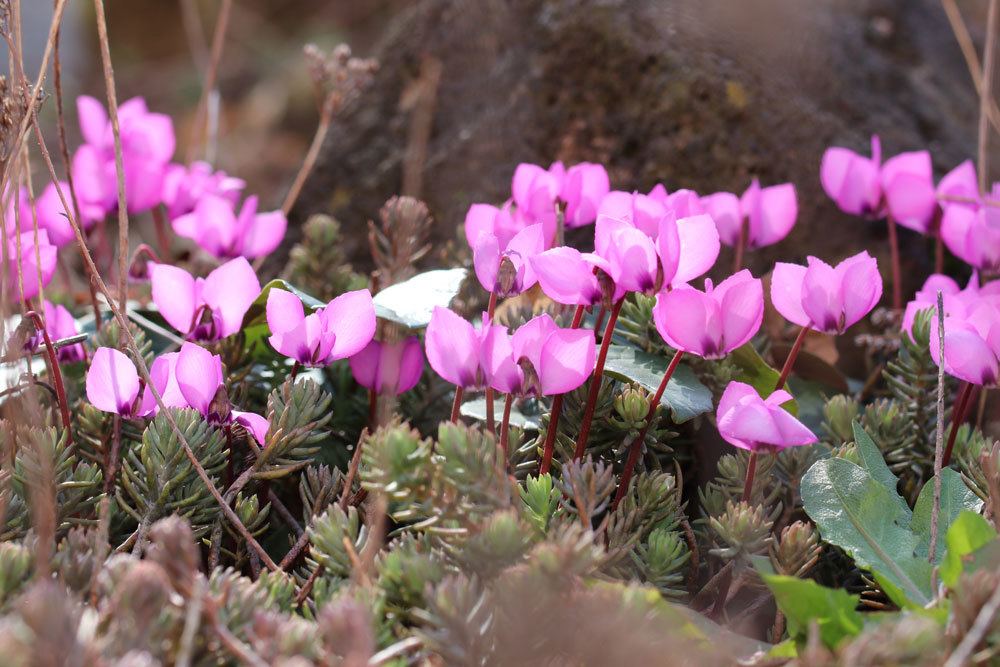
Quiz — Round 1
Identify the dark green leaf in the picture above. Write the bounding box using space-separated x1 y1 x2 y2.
753 556 863 649
729 343 796 413
912 468 983 561
941 511 997 587
850 421 908 515
602 345 713 423
801 457 933 607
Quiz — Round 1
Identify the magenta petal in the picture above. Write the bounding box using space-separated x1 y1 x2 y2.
465 203 500 248
801 257 841 332
349 340 381 391
504 223 546 289
838 252 883 329
175 342 224 415
673 214 720 285
716 271 764 353
512 163 549 211
539 328 595 395
266 288 307 356
140 352 186 415
87 347 140 415
883 163 936 233
425 307 481 388
481 326 521 394
324 289 376 361
473 232 501 293
202 257 261 337
701 192 742 246
656 215 682 285
749 183 798 247
937 160 978 204
653 288 712 357
233 410 270 444
770 262 811 328
77 96 109 147
150 263 198 335
242 210 287 259
510 314 558 370
940 326 998 386
603 224 659 293
395 337 425 394
530 246 600 306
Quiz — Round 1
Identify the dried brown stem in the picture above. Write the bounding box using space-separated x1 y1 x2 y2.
188 0 233 162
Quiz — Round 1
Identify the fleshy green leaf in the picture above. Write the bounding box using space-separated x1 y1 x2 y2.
912 468 983 561
372 268 468 328
801 457 933 607
753 556 863 649
602 345 713 423
941 511 998 587
850 421 908 515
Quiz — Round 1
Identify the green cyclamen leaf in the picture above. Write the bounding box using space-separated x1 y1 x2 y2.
850 421 908 515
801 457 933 607
372 268 468 329
940 510 998 588
752 557 863 649
911 468 983 562
601 345 713 423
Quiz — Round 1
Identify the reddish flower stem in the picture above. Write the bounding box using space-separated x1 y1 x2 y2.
593 305 607 335
774 325 811 392
733 217 749 273
151 205 172 261
539 304 587 474
943 381 976 467
499 393 514 460
289 361 301 382
574 298 624 460
24 310 72 445
741 451 758 503
368 389 378 430
485 291 498 434
450 386 464 423
612 349 684 509
934 209 945 275
104 415 121 495
887 215 903 312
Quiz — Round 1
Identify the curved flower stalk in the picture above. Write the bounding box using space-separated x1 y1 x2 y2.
716 381 817 500
613 270 765 507
171 194 287 260
161 161 245 220
424 306 495 422
150 257 261 341
820 135 934 310
481 314 595 460
8 230 58 304
266 288 376 369
701 179 798 271
72 96 175 215
770 251 882 390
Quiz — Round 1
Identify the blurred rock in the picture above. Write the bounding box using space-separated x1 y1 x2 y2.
298 0 991 293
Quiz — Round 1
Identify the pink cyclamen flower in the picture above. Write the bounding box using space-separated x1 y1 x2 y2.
937 160 978 208
424 307 492 389
530 246 606 306
647 185 705 219
512 162 563 224
266 288 376 366
652 270 764 359
171 194 287 260
716 381 817 453
43 301 85 363
481 314 596 396
900 273 996 335
349 337 424 395
86 347 150 417
820 135 936 232
150 256 261 341
8 229 57 302
771 251 882 334
72 96 175 215
598 191 668 238
36 180 103 247
161 161 245 220
929 302 1000 387
592 215 660 294
941 192 1000 273
161 342 269 442
561 162 610 228
465 202 526 251
701 179 798 249
473 222 546 297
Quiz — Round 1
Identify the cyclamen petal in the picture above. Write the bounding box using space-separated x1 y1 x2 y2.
561 162 610 228
349 336 425 395
716 381 817 452
425 307 486 388
324 289 377 361
87 347 141 416
672 214 721 285
233 410 270 444
771 251 881 334
43 301 85 363
175 342 224 416
538 328 596 395
530 246 603 306
201 257 261 338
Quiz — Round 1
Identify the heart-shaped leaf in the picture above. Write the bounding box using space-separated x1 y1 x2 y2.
601 345 713 423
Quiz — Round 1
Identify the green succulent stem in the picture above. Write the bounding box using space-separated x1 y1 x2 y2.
574 297 625 459
612 349 684 509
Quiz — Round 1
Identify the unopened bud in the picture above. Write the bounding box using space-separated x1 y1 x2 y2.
496 255 519 297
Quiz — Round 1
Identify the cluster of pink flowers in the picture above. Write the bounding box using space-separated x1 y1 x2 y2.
4 95 287 305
